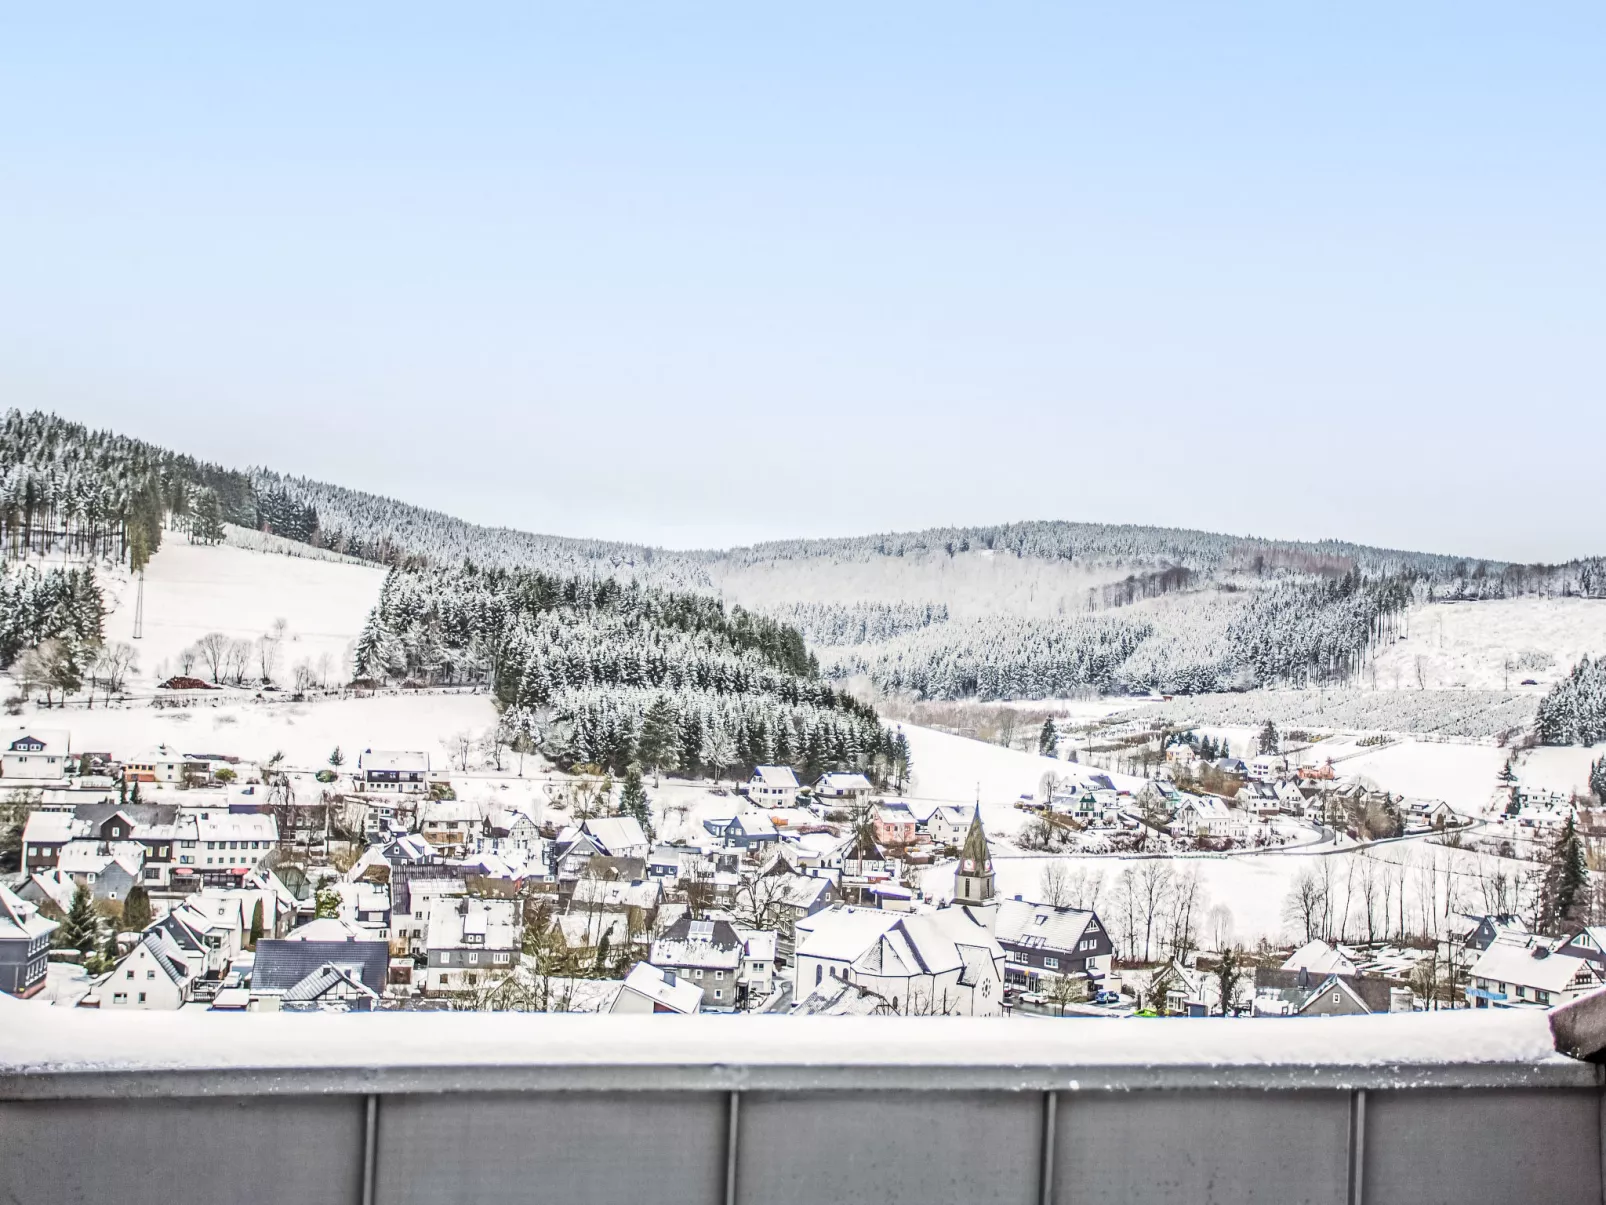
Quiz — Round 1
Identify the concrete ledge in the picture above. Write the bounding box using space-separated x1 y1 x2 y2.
1549 986 1606 1061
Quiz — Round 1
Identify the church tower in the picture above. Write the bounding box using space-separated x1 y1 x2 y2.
955 808 995 908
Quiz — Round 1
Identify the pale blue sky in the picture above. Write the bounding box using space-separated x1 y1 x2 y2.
2 5 1601 560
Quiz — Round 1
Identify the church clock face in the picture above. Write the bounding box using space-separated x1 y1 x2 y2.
962 859 974 872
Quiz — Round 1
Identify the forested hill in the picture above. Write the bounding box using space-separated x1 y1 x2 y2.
11 407 1604 594
356 564 906 782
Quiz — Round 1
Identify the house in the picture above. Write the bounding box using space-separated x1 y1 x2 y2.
582 817 651 861
760 872 839 953
1281 939 1359 977
649 915 744 1010
1236 782 1282 818
792 904 1007 1016
2 729 71 780
1462 914 1527 953
1249 754 1284 781
994 897 1113 991
1555 927 1606 974
0 884 57 998
1215 758 1249 778
55 840 143 902
481 807 544 857
550 828 608 879
99 930 197 1009
123 745 209 785
419 798 483 855
1134 780 1181 819
388 868 468 955
924 805 975 849
1144 959 1254 1017
1274 781 1306 813
355 749 430 793
738 928 779 1003
1467 936 1601 1008
1253 966 1403 1017
814 772 873 807
251 937 390 1010
1171 796 1243 840
424 897 521 994
610 961 703 1014
871 802 917 848
703 810 780 851
745 765 800 808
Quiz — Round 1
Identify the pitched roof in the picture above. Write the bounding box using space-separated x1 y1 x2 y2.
994 898 1100 953
253 938 389 995
752 766 799 789
1281 939 1359 976
359 750 430 773
284 962 380 1003
650 915 743 970
1470 938 1598 994
616 961 702 1013
960 809 991 870
0 883 58 941
582 816 649 854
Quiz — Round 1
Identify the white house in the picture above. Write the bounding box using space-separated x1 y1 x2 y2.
813 772 872 807
1172 797 1244 840
610 961 703 1015
581 816 650 861
2 730 71 780
356 749 431 794
746 765 799 808
99 931 196 1010
1469 938 1602 1008
123 744 208 784
792 904 1007 1016
1249 755 1284 781
924 806 976 848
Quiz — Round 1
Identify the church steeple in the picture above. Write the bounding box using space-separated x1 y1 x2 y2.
955 808 994 904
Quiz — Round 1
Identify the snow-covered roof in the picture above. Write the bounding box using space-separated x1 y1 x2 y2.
284 962 380 1003
816 772 872 792
751 766 799 789
556 913 631 950
21 869 76 914
995 898 1099 952
4 728 70 756
571 877 662 911
650 916 742 971
582 816 649 854
795 906 902 962
21 809 81 844
359 750 430 773
287 917 367 942
1282 940 1359 976
615 962 702 1014
1471 940 1599 994
0 883 57 942
740 928 778 961
428 897 520 951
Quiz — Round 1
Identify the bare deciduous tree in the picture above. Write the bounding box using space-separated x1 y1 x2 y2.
196 631 230 682
1039 861 1071 908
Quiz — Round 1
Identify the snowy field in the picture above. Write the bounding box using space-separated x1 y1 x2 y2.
100 537 387 689
3 693 499 770
1369 597 1606 693
1123 688 1537 741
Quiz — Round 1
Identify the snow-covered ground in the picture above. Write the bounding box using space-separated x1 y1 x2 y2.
99 537 387 690
1369 597 1606 693
3 692 497 770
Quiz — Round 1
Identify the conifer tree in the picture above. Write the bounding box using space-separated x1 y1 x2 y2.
249 899 264 948
636 696 680 782
1539 815 1590 935
619 765 654 840
1038 719 1059 757
56 883 99 957
1590 757 1606 806
1257 721 1279 756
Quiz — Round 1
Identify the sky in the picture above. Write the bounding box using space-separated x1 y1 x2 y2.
2 5 1602 561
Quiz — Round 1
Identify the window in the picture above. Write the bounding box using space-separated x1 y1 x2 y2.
714 990 723 1000
468 952 479 964
494 952 509 964
146 970 155 979
816 965 823 985
113 993 127 1003
138 993 147 1003
714 970 724 981
1044 957 1059 969
126 970 135 980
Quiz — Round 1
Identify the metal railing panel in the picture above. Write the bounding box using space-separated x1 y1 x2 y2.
1362 1088 1600 1205
0 1095 365 1205
372 1090 728 1205
735 1089 1042 1205
1055 1088 1353 1205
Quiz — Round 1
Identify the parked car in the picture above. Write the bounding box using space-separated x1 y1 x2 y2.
1094 991 1122 1007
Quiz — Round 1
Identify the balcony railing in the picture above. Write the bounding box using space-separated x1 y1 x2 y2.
2 1008 1602 1204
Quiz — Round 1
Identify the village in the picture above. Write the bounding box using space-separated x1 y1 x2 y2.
3 719 1598 1025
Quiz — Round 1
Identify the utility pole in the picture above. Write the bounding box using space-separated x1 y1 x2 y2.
132 570 145 640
